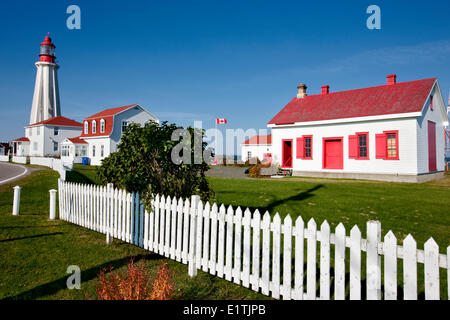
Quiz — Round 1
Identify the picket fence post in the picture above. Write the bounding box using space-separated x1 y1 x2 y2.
106 183 113 244
12 186 21 216
188 195 200 277
367 220 381 300
49 189 57 220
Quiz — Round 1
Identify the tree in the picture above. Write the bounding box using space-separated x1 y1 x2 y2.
97 121 214 209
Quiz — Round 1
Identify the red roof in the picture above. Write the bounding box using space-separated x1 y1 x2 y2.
268 78 436 125
12 137 30 142
242 134 272 145
28 116 83 127
81 104 137 138
67 136 88 144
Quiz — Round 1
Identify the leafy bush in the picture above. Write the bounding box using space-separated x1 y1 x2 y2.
96 121 214 207
248 163 270 178
92 260 175 300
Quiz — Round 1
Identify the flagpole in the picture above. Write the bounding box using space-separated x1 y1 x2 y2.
214 119 217 165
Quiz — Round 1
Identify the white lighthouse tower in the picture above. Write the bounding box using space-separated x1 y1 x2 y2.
29 35 61 124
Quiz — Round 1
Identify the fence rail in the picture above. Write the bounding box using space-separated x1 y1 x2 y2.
58 179 449 300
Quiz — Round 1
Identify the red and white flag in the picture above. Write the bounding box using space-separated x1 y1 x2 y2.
216 118 227 124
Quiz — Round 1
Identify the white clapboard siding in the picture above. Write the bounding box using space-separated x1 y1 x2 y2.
57 180 450 301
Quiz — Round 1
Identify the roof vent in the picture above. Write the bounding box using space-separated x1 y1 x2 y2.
297 84 307 99
321 85 330 95
387 74 397 85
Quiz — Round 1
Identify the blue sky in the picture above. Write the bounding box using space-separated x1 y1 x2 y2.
1 0 449 154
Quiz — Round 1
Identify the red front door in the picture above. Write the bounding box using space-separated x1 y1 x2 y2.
428 121 436 171
282 140 293 168
323 138 343 169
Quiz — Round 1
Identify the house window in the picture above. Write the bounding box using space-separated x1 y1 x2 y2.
92 120 97 134
84 121 89 134
29 128 32 136
387 133 397 159
92 145 96 157
54 127 59 136
81 145 87 156
357 133 369 159
101 145 104 157
33 142 38 151
122 121 128 133
61 145 69 157
36 127 40 135
100 119 105 133
304 136 312 159
430 96 434 111
296 135 313 159
247 151 252 160
376 130 399 160
53 141 58 152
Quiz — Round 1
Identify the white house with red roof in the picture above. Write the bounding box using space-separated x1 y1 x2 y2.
268 74 448 182
241 134 272 163
66 104 158 165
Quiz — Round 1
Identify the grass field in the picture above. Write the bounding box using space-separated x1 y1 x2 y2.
1 165 448 299
0 169 266 300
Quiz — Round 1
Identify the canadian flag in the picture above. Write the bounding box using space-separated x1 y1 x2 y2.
216 118 227 124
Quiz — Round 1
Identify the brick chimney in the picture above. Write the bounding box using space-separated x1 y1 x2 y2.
387 74 397 85
297 84 307 99
321 85 330 95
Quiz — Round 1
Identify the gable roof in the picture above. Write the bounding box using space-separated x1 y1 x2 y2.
27 116 83 127
268 78 436 125
12 137 30 142
67 137 88 144
242 134 272 145
84 104 137 120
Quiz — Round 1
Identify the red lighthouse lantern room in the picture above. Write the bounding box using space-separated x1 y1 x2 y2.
39 35 56 63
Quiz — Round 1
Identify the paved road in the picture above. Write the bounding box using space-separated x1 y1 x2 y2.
205 166 252 179
0 162 29 185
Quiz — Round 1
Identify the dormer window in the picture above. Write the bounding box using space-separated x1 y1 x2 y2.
92 120 97 134
430 96 434 111
84 121 89 134
100 119 105 133
122 121 128 133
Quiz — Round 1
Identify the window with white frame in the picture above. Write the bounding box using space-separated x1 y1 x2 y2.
84 121 88 134
61 145 69 157
92 145 96 157
29 128 32 136
36 127 40 135
54 126 59 136
247 151 252 160
122 121 128 133
92 120 97 134
101 145 104 157
53 141 58 152
100 119 105 133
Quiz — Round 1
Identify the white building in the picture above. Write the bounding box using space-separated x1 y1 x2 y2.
12 35 82 157
241 134 272 163
63 104 159 166
268 75 448 182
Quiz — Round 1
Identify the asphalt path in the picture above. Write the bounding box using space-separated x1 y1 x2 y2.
0 162 29 185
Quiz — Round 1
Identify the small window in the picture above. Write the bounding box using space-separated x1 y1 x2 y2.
387 133 397 159
61 145 69 157
430 96 434 111
54 126 59 136
81 145 87 157
304 136 312 159
84 121 89 134
29 128 32 136
53 141 58 152
36 127 40 135
247 151 252 160
357 133 369 159
100 119 105 133
101 145 104 157
92 145 96 157
122 121 128 133
92 120 97 134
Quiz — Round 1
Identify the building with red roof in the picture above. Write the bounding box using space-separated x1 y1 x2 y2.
268 74 448 182
61 104 158 165
241 134 272 164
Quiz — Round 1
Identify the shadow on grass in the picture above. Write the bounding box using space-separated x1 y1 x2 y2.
0 232 63 243
4 253 163 300
65 170 97 185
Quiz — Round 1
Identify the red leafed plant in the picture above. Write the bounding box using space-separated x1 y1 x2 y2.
93 259 175 300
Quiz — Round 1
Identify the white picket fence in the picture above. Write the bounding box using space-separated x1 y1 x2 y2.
12 156 27 164
30 157 72 181
0 155 9 162
57 179 449 300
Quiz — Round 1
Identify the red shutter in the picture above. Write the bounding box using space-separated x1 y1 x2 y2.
296 137 304 159
376 133 387 159
348 135 357 158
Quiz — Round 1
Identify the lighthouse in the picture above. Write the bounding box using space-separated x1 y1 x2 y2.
29 35 61 124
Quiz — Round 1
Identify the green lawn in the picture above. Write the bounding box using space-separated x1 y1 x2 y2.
0 170 266 300
1 167 448 300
